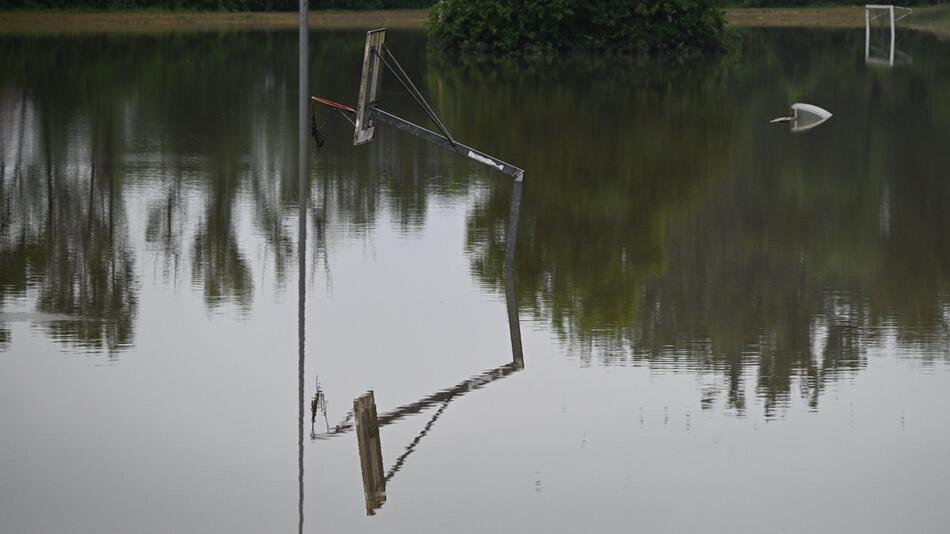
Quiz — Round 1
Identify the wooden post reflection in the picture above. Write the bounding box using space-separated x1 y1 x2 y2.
354 391 386 515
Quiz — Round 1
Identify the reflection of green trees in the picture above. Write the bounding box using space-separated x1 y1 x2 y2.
3 25 950 402
191 165 254 310
36 137 138 352
0 67 137 353
431 51 745 345
2 32 305 319
0 29 461 350
458 29 950 414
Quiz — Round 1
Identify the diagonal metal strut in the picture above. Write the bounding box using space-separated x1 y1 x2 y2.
374 46 457 147
371 108 524 180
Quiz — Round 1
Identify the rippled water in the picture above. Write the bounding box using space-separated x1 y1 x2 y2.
2 27 950 533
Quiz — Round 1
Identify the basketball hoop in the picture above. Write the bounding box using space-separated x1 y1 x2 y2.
311 29 525 182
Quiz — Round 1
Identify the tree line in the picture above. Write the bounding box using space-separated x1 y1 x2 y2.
0 0 434 10
0 1 943 10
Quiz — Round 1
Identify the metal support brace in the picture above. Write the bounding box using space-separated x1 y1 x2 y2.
375 47 458 147
371 108 524 181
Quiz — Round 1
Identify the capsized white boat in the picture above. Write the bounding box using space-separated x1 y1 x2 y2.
770 103 833 132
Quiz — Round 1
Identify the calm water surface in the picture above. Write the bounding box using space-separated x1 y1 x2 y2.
2 27 950 533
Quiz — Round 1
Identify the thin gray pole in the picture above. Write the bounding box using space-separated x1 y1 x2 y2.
504 180 524 367
297 2 309 534
865 7 870 61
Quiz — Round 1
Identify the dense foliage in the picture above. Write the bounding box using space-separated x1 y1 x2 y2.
428 0 728 56
0 0 943 10
0 0 434 9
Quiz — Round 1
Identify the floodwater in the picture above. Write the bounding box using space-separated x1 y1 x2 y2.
2 26 950 534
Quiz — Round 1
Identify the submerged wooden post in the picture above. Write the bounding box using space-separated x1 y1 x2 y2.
354 391 386 515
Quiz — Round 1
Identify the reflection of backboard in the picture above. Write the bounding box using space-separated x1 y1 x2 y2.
354 29 386 145
355 391 386 515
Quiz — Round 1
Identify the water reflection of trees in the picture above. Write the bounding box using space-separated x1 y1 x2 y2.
453 29 950 414
2 27 949 416
0 79 137 353
0 30 466 351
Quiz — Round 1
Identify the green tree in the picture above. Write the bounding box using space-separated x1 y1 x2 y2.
429 0 728 55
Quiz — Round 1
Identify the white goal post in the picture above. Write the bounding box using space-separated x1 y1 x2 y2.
865 4 912 66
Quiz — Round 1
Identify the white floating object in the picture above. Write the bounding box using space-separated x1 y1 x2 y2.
771 103 833 133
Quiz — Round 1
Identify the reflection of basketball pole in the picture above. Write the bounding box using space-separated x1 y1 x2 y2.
312 33 527 510
333 171 526 516
312 29 525 183
505 179 524 367
318 181 525 440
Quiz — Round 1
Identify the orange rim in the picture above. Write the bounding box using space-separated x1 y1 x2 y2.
311 96 355 114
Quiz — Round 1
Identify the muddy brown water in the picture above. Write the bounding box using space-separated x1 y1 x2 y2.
2 27 950 533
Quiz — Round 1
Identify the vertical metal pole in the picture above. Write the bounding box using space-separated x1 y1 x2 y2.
865 7 870 61
299 2 309 200
504 179 524 368
297 3 308 534
889 5 896 66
